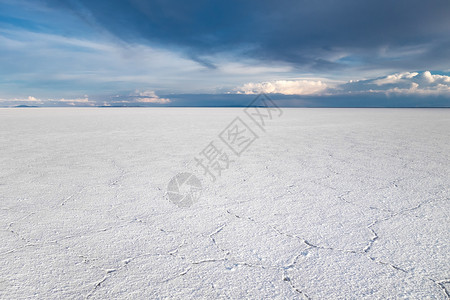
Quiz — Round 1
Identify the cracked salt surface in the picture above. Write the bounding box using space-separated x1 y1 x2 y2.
0 108 449 299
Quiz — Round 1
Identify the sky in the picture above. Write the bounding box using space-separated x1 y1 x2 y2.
0 0 450 107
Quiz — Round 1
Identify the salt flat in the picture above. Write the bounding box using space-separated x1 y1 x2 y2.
0 108 449 299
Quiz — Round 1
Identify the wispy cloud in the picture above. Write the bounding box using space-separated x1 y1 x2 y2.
49 0 450 74
7 96 42 103
58 96 93 106
0 91 172 107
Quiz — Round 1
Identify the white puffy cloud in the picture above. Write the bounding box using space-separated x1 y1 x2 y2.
385 82 450 96
133 90 171 104
236 80 328 95
234 71 450 97
27 96 38 101
344 71 450 96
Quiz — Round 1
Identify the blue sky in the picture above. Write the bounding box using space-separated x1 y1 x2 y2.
1 0 450 107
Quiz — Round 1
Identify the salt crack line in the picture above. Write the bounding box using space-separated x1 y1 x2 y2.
226 209 411 278
159 267 192 284
6 212 35 244
429 278 450 298
84 253 159 299
85 268 118 299
282 253 312 299
168 239 187 257
363 226 379 253
362 196 448 255
208 223 230 255
108 159 127 187
60 187 86 206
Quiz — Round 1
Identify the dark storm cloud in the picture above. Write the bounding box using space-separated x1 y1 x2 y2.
46 0 450 72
